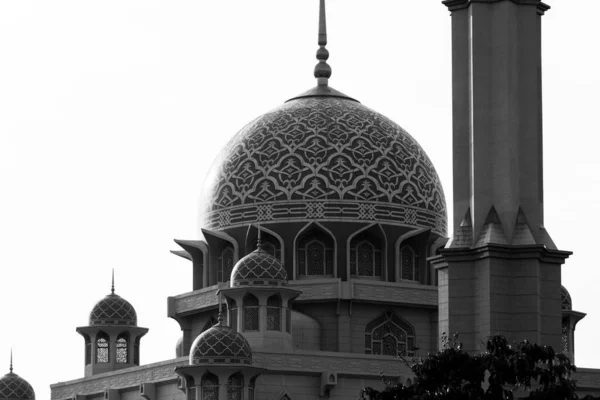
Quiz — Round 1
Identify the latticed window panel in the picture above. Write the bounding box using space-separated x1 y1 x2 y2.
243 294 260 331
96 334 109 363
116 336 128 364
365 311 415 357
350 239 383 277
218 247 235 283
201 373 219 400
267 295 282 331
562 324 569 352
297 235 334 276
400 245 418 281
227 373 243 400
187 387 196 400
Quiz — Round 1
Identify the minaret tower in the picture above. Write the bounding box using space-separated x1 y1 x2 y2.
77 271 148 376
433 0 571 352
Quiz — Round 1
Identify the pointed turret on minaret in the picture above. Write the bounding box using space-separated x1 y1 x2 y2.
433 0 572 352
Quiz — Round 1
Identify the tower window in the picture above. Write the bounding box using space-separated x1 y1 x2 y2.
297 230 334 276
96 332 110 364
267 294 282 331
400 245 419 282
116 333 129 364
243 294 259 331
201 373 219 400
227 373 244 400
218 246 235 283
350 239 382 278
365 311 415 357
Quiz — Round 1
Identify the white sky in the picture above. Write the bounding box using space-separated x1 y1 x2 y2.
1 1 599 398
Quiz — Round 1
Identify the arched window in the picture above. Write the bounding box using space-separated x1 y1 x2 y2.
201 373 219 400
267 294 282 331
243 294 259 331
297 230 334 276
116 333 129 364
96 332 109 364
400 245 419 282
365 311 415 357
227 373 244 400
218 246 235 283
249 376 257 400
350 239 383 278
228 299 238 331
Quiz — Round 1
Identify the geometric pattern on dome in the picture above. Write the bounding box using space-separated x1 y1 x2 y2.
203 97 447 236
190 324 252 366
561 286 572 311
89 293 137 326
0 373 35 400
230 248 287 287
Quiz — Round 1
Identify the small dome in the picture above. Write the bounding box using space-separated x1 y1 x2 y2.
175 336 183 358
561 286 572 311
189 324 252 365
89 293 137 326
230 247 287 287
0 372 35 400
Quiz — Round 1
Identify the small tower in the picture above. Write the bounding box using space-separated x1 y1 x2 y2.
0 351 35 400
220 233 301 351
76 273 148 376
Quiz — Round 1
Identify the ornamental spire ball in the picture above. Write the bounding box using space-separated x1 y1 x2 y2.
314 0 332 84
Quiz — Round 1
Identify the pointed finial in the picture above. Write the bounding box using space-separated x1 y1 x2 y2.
314 0 332 85
217 292 224 325
9 348 13 374
257 225 264 250
111 269 115 294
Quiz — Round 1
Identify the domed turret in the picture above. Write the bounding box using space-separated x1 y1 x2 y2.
76 272 148 377
189 322 252 365
0 353 35 400
230 245 287 288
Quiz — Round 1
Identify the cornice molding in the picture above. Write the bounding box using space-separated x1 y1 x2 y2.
442 0 550 14
432 244 571 267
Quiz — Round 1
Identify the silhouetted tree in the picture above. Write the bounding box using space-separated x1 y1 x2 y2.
362 334 577 400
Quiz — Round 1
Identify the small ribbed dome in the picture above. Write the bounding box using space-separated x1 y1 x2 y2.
230 247 287 287
89 293 137 326
0 372 35 400
561 286 572 311
189 324 252 365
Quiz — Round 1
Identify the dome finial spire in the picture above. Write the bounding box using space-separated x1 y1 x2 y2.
111 269 115 294
9 348 13 374
314 0 332 85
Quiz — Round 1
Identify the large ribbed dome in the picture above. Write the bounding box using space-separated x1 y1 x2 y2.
189 324 252 365
230 247 287 287
202 95 447 235
89 293 137 326
0 373 35 400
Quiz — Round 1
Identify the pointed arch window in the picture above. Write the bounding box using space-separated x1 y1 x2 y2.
218 246 234 283
267 294 282 331
400 245 419 282
116 333 129 364
297 230 334 277
201 373 219 400
227 373 243 400
96 332 110 364
365 311 415 357
350 239 383 278
243 294 259 331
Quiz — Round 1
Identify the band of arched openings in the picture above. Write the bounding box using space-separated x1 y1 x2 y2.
267 294 282 331
350 231 383 278
243 293 260 331
227 373 244 400
218 246 235 283
96 331 110 364
201 372 219 400
296 227 334 277
116 332 129 364
365 311 415 357
400 245 419 282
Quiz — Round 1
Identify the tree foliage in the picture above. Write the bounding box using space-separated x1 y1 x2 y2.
362 334 578 400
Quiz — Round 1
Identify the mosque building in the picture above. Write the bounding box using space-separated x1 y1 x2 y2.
3 0 600 399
